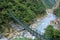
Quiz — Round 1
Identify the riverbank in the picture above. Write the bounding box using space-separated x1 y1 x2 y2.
0 0 59 40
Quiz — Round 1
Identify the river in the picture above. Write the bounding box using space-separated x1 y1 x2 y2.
35 13 56 35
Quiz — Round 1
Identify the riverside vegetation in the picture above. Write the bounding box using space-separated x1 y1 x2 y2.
0 0 46 37
0 0 60 40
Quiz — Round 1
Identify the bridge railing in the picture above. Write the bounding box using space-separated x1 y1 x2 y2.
7 10 46 40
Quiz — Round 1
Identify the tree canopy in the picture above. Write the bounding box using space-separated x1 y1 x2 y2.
0 0 46 25
44 25 60 40
54 3 60 17
0 0 46 34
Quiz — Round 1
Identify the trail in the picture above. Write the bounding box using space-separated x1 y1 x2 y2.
52 0 60 10
47 0 60 13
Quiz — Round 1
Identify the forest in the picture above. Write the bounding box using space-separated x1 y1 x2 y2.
0 0 60 40
0 0 46 35
54 3 60 17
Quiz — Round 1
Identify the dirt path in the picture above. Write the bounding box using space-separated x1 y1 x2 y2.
46 0 60 13
31 0 60 29
52 0 60 10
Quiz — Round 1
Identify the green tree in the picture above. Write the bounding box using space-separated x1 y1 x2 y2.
0 0 46 25
44 25 54 40
54 7 60 17
0 0 46 34
44 25 60 40
54 3 60 17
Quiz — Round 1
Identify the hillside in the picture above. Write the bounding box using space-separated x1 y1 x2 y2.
0 0 46 38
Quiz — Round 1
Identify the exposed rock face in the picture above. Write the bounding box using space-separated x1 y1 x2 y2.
56 18 60 27
50 17 60 29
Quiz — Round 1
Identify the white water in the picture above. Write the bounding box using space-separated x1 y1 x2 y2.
35 13 56 35
0 38 8 40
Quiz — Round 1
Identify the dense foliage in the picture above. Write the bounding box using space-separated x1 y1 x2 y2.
44 25 60 40
0 0 46 25
13 37 38 40
54 3 60 17
54 8 60 17
0 0 46 33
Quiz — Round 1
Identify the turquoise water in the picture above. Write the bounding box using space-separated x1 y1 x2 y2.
42 0 56 8
49 0 56 4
